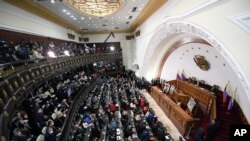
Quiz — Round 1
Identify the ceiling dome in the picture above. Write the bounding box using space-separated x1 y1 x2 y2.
67 0 121 17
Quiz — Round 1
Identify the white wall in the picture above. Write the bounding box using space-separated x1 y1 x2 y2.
0 0 79 42
134 0 250 122
187 0 250 82
161 43 239 90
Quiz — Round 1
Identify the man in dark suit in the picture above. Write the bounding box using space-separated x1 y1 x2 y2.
195 127 205 141
44 127 56 141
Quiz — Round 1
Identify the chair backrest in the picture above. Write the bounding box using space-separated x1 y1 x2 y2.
169 85 175 95
36 134 45 141
163 83 170 93
200 80 205 84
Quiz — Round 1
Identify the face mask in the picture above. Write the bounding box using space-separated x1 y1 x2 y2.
49 130 53 134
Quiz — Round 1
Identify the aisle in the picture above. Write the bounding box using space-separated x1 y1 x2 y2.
140 89 184 141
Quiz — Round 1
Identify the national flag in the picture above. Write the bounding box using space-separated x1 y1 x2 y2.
176 70 181 80
223 82 229 104
228 88 237 111
181 69 186 80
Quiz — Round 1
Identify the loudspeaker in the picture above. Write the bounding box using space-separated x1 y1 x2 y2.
83 38 89 42
135 30 140 37
67 33 75 40
126 36 131 40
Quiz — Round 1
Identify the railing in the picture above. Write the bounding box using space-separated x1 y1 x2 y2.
59 79 100 141
210 98 217 121
60 70 121 141
0 52 122 141
0 53 122 79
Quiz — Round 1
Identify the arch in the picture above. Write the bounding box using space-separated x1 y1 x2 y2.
141 20 250 121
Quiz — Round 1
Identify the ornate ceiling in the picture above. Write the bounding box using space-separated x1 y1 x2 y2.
5 0 166 34
67 0 121 17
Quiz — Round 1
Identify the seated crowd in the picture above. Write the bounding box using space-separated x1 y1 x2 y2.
0 39 121 64
9 62 121 141
69 71 172 141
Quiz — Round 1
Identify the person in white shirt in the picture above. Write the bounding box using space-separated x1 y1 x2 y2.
32 46 43 59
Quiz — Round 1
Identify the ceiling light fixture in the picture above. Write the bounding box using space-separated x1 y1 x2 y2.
67 0 120 17
51 0 55 4
67 12 70 15
63 9 66 13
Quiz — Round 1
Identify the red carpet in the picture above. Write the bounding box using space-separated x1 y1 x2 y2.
185 92 241 141
213 92 241 141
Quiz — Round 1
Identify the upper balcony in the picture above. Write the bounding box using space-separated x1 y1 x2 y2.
0 52 122 141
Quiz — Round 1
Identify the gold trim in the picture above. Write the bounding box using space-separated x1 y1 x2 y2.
4 0 166 34
128 0 167 32
67 0 121 17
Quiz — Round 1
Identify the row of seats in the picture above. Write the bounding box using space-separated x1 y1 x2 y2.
67 71 173 141
5 61 122 141
9 66 96 141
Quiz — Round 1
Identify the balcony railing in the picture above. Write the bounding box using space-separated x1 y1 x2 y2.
0 52 122 141
59 70 121 141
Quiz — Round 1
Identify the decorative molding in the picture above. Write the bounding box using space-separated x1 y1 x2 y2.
228 11 250 34
163 0 221 23
142 21 250 117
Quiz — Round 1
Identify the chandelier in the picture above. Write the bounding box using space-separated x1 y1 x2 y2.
67 0 121 17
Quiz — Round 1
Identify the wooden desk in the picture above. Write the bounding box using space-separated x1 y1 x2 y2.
175 80 217 120
172 90 190 106
151 86 199 135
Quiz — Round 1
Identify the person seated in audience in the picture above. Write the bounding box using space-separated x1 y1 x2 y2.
16 44 30 60
12 128 30 141
91 122 100 140
37 108 48 127
139 97 145 109
140 126 150 141
109 131 116 141
84 112 92 125
108 118 118 131
0 43 15 63
143 106 148 114
109 101 116 113
124 125 133 139
43 103 53 116
31 46 43 59
44 127 56 141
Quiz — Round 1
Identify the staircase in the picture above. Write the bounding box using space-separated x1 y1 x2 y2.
186 91 241 141
214 92 241 141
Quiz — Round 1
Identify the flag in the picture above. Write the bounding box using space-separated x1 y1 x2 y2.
228 88 237 111
176 70 181 80
223 82 229 104
181 69 186 80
